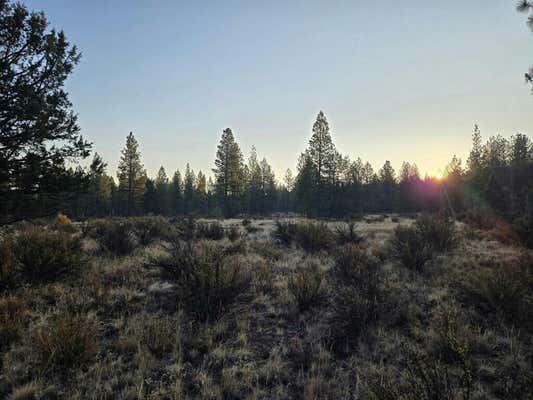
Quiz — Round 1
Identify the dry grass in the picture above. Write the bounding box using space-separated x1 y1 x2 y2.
0 214 531 399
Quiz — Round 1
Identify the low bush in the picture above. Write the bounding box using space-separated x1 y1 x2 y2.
131 215 171 245
329 245 386 353
460 257 533 328
390 214 457 271
335 221 364 246
12 227 86 283
195 221 225 240
288 258 325 311
390 225 434 271
227 225 241 242
150 240 251 321
513 215 533 248
294 222 335 253
0 237 16 290
84 219 138 255
415 214 457 252
0 295 27 352
273 220 298 246
32 313 99 372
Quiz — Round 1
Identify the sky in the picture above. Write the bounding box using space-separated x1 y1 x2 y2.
23 0 533 180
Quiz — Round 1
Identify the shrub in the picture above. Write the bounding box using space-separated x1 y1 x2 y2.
150 240 251 321
288 258 325 311
329 245 385 352
131 215 171 245
390 214 457 271
390 225 433 271
415 214 457 252
84 219 138 255
513 215 533 248
12 227 86 283
368 350 476 400
0 237 16 289
195 221 225 240
335 222 364 246
294 222 335 253
460 257 533 328
0 295 27 352
32 313 99 372
227 225 241 242
273 220 298 246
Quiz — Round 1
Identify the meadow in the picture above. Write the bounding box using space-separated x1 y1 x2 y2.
1 212 531 399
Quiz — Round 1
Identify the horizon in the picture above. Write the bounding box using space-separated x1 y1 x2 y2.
23 0 533 180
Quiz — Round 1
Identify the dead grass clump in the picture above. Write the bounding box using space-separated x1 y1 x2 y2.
288 258 325 311
368 350 476 400
12 227 86 283
31 313 99 372
150 240 251 321
119 314 178 358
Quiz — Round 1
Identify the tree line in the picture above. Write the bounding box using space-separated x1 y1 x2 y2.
66 112 533 223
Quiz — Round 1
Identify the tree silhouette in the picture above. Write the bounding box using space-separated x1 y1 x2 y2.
117 132 146 215
0 1 91 222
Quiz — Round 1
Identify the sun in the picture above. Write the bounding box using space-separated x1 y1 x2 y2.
435 171 444 180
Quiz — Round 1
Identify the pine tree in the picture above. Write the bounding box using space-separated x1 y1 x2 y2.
467 124 484 174
260 157 276 214
155 166 170 215
183 163 195 214
87 153 113 216
196 171 208 214
247 146 263 214
308 111 336 184
0 1 91 223
295 152 319 216
170 170 183 215
143 178 157 214
213 128 244 216
117 132 146 215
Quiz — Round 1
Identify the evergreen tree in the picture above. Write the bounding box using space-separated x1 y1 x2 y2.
247 146 263 214
143 178 157 214
213 128 244 216
155 166 170 215
196 171 208 214
87 153 114 216
170 170 183 215
467 124 484 174
183 163 195 214
295 152 318 216
0 1 91 223
260 157 276 214
117 132 146 215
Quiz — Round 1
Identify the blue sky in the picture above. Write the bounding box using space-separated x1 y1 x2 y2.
24 0 533 179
